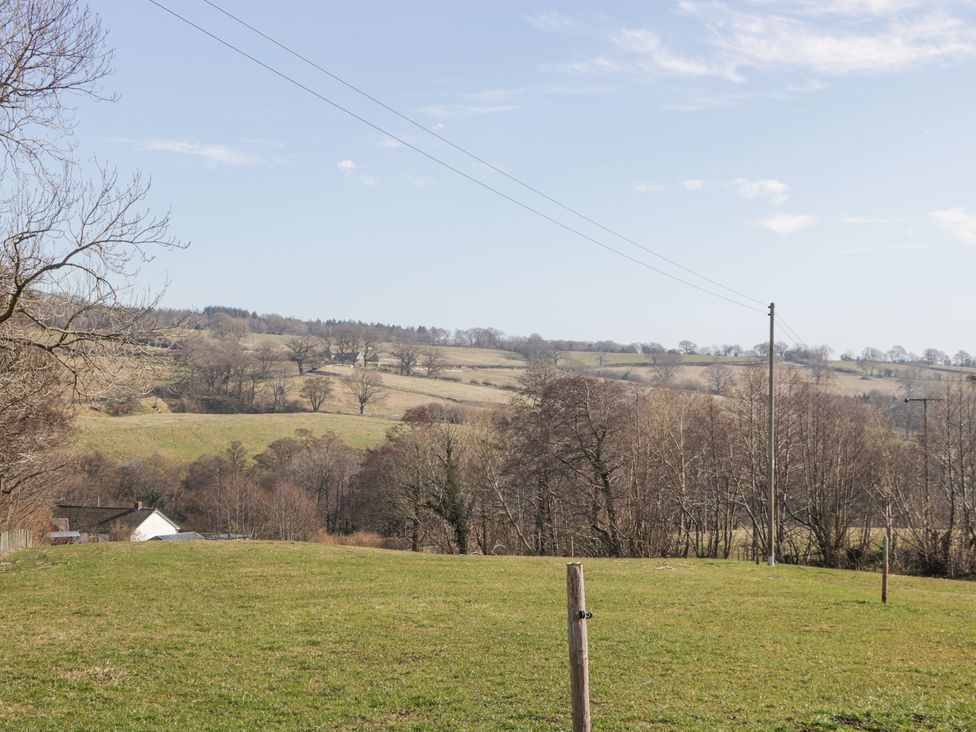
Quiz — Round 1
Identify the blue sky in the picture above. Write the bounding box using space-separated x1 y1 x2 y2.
75 1 976 354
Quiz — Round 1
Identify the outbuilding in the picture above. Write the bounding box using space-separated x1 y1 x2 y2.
150 532 204 542
52 502 181 542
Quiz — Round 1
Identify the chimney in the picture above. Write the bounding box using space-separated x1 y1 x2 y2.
134 501 143 510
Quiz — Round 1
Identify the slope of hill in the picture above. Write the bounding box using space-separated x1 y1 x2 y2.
75 412 391 461
74 330 976 462
2 542 974 730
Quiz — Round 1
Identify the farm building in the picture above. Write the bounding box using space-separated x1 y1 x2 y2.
150 532 204 542
52 502 180 542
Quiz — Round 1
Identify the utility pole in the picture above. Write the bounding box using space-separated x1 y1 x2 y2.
767 302 776 567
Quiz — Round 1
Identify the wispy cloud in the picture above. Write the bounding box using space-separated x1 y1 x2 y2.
930 206 976 241
730 177 790 204
634 176 790 203
633 182 667 193
130 139 262 167
744 0 927 19
525 9 580 33
418 104 521 119
755 212 816 234
536 2 976 106
612 28 743 81
550 30 741 81
711 9 976 76
336 159 378 186
842 215 908 224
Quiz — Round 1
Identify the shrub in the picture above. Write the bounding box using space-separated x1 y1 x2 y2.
402 402 466 425
310 529 387 548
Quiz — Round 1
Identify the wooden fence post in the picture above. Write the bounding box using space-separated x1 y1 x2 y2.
566 562 591 732
881 534 889 605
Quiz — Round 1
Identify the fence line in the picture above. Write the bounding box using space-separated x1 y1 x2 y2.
0 529 32 558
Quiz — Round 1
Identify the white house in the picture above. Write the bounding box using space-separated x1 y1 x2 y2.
53 502 181 542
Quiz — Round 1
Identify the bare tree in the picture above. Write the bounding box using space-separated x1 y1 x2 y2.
340 366 388 415
286 336 314 375
254 342 280 381
332 325 358 363
702 363 735 395
300 376 332 412
924 348 947 366
808 345 834 385
649 352 681 386
0 0 113 175
887 345 908 363
420 346 444 377
859 347 885 376
269 371 290 412
898 365 926 399
678 340 697 355
391 341 421 376
359 328 379 366
0 1 180 526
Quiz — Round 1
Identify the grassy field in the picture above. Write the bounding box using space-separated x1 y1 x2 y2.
433 345 527 367
565 352 753 367
75 412 391 461
301 367 513 418
1 543 974 730
72 368 515 461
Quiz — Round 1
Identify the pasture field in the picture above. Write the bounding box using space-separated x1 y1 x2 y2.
74 370 514 461
75 412 391 461
565 352 754 367
1 542 974 730
301 367 513 418
432 345 527 367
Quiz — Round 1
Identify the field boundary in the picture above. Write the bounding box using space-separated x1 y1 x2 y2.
0 529 32 559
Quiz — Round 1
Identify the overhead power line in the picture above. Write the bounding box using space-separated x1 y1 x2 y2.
145 0 765 313
775 316 806 348
198 0 767 310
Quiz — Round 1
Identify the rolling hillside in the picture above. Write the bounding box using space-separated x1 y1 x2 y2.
74 332 975 462
74 412 392 462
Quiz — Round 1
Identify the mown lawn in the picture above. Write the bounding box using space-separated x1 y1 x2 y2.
74 412 392 461
1 543 974 730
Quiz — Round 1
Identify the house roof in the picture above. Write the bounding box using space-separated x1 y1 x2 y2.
46 530 81 539
150 532 203 542
53 505 177 534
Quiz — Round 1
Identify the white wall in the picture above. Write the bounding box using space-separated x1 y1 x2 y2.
130 511 180 541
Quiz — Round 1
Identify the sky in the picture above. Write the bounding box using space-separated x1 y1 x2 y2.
72 0 976 355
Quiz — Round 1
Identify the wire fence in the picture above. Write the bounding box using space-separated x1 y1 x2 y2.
0 529 32 558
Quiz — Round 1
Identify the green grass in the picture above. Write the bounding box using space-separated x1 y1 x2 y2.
75 412 391 461
432 345 526 367
2 543 974 730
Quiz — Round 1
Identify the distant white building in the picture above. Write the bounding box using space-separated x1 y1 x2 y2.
53 503 181 542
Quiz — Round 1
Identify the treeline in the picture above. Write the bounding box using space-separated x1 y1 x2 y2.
153 305 972 372
155 334 390 416
62 433 360 541
68 367 976 577
353 367 976 575
155 304 651 355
